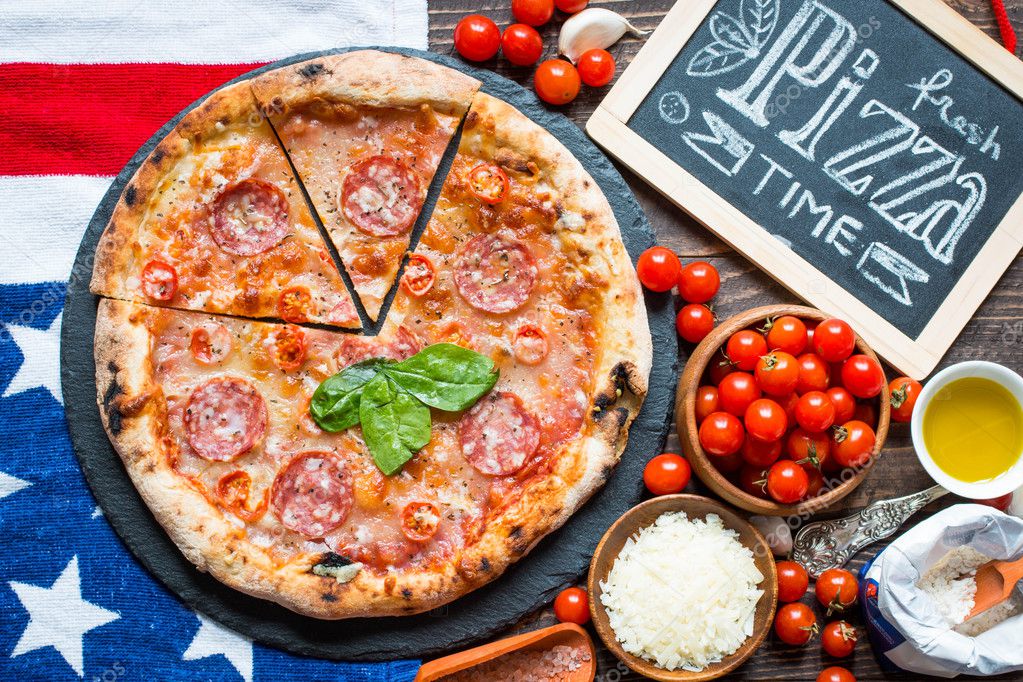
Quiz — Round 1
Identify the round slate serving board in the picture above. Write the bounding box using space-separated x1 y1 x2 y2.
59 46 678 661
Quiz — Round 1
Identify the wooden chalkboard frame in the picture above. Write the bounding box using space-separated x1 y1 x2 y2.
588 0 1023 379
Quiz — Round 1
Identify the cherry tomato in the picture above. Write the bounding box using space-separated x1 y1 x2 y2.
742 437 783 468
832 420 875 469
775 602 818 645
577 48 615 87
765 315 808 355
813 318 856 363
818 667 856 682
727 329 768 371
718 372 762 416
841 355 885 399
553 586 590 624
555 0 588 11
803 463 826 496
796 353 831 394
888 376 922 423
739 464 769 498
714 450 744 475
755 351 799 396
826 387 857 424
278 286 312 323
977 493 1013 511
512 0 554 25
766 459 809 503
795 391 836 433
778 391 800 423
501 23 543 66
853 401 876 425
215 470 266 522
776 560 809 602
636 246 681 292
694 385 719 424
272 325 307 372
745 398 788 442
190 324 232 365
699 411 745 456
643 453 691 495
676 304 715 343
677 260 720 303
816 568 859 614
401 502 441 542
821 620 858 658
468 163 510 204
141 260 178 301
787 428 831 468
534 59 580 105
708 349 734 385
401 254 436 296
453 14 501 61
513 324 549 365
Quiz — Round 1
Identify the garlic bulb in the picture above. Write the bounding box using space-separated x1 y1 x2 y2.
750 515 793 556
558 8 648 63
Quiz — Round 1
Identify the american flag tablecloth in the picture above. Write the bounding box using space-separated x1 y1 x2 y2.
0 3 426 679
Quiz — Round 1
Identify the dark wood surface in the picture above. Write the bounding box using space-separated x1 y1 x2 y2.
427 2 1023 680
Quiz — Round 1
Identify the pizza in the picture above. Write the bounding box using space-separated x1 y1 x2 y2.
91 50 652 619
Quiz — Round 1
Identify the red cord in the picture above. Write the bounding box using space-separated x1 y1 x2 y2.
991 0 1017 54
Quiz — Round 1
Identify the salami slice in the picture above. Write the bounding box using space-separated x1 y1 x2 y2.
341 156 422 237
271 452 352 538
184 377 267 461
459 392 540 476
210 178 290 256
454 235 537 314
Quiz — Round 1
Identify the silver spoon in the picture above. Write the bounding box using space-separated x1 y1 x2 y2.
792 485 949 578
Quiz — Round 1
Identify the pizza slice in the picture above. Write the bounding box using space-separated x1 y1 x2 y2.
91 80 360 328
249 50 481 321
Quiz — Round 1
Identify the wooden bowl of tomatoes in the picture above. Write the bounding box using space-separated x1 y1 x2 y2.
675 305 890 516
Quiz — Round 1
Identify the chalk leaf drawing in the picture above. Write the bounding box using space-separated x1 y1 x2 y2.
687 0 780 78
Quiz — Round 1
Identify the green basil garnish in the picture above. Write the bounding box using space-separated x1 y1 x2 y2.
310 343 498 475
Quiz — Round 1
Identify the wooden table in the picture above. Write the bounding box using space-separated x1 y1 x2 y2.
428 2 1023 680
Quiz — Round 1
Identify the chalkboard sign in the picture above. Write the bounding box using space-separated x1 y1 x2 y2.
588 0 1023 378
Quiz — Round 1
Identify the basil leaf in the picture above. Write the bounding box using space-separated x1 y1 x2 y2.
384 343 499 411
359 374 431 476
310 359 387 432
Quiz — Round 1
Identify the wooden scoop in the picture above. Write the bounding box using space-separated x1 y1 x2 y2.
413 623 595 682
966 556 1023 620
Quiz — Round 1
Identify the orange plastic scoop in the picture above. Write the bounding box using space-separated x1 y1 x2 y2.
966 556 1023 620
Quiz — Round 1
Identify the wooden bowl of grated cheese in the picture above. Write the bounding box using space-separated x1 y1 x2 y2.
588 495 778 681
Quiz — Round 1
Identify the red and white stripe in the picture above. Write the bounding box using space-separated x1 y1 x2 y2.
0 0 427 284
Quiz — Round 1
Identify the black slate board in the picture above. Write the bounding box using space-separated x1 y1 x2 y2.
627 0 1022 339
59 47 678 661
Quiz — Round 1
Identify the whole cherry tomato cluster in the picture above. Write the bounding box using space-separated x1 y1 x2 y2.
775 561 860 681
453 1 618 105
696 315 886 505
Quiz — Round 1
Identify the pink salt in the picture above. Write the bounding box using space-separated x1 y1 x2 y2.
439 643 591 681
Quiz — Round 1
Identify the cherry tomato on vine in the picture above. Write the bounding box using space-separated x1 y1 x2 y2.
534 59 581 105
555 0 588 11
816 568 859 614
553 586 590 624
745 398 788 442
727 329 768 371
888 376 922 422
796 353 831 394
832 420 875 469
677 260 720 303
453 14 501 61
676 304 714 343
776 560 809 602
501 24 543 66
741 437 783 468
755 351 799 396
818 667 856 682
699 411 745 456
577 48 616 87
512 0 554 26
812 318 856 363
821 621 858 658
766 459 809 503
775 602 818 645
643 453 691 495
695 385 719 424
826 387 857 424
764 315 808 355
841 355 885 399
636 246 681 292
718 372 761 416
795 391 836 433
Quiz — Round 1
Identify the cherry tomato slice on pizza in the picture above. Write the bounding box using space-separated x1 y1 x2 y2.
401 254 437 297
401 502 441 542
468 163 510 204
278 286 313 324
141 260 178 301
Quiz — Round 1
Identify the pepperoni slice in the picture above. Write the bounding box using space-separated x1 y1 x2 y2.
454 235 537 314
209 178 290 256
190 324 232 365
184 377 267 462
387 325 424 360
341 156 422 237
328 298 359 327
278 286 312 323
271 325 306 372
459 392 540 476
513 324 549 366
141 260 178 301
271 452 352 538
400 501 441 542
401 254 436 297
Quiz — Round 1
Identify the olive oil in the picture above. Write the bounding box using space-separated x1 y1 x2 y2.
923 377 1023 483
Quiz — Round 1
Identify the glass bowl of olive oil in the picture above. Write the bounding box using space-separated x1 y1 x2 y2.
912 361 1023 498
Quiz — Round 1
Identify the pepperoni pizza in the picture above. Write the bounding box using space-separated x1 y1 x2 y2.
92 51 651 619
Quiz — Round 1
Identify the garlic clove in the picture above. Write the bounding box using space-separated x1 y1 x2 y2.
558 7 649 64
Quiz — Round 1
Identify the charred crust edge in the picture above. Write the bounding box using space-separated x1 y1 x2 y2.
102 361 124 436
